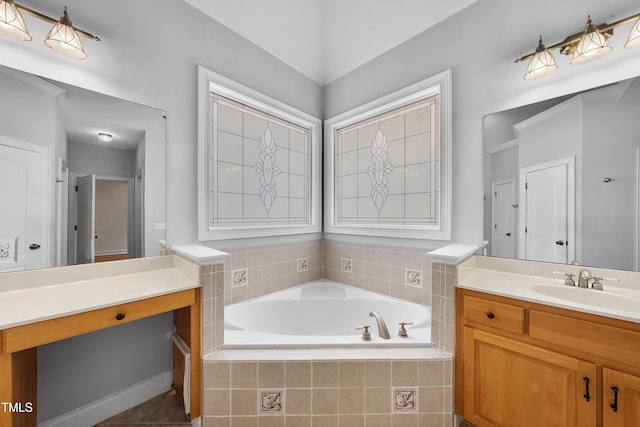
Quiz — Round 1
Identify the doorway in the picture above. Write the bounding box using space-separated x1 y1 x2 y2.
519 157 575 263
491 179 516 258
0 137 50 271
73 174 137 264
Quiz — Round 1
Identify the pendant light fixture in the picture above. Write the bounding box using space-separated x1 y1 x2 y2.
0 0 30 41
523 36 558 80
625 16 640 48
0 2 99 59
516 10 640 80
44 7 86 59
569 16 612 65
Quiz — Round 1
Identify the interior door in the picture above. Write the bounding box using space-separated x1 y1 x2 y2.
521 159 574 263
491 179 516 258
76 174 95 264
0 139 49 271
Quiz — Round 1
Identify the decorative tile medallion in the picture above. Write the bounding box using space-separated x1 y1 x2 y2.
405 269 422 287
297 257 308 272
260 391 282 413
232 268 248 285
253 127 281 212
341 258 353 273
394 388 417 411
365 128 394 212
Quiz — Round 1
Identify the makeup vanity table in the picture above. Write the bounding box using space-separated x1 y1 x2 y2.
0 256 201 427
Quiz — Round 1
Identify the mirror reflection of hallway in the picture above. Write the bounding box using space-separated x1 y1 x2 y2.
73 174 144 265
95 179 130 262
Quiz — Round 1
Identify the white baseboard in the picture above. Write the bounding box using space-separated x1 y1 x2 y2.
38 370 173 427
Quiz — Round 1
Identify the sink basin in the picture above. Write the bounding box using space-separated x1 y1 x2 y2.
530 285 639 312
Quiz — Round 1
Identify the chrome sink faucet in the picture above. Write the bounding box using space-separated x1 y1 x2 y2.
578 269 592 288
369 311 390 339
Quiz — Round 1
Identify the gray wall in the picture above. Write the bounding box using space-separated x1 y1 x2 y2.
582 80 640 269
68 141 136 177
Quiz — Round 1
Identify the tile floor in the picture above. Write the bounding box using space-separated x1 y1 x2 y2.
94 389 191 426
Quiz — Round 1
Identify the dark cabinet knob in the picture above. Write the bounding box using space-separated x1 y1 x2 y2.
486 312 495 319
115 313 125 321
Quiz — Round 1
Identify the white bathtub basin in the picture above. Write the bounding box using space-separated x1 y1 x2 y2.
224 280 431 348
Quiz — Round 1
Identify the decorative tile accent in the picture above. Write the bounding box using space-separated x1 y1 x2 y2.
232 268 248 285
297 257 308 272
341 258 352 273
393 388 417 411
260 391 283 413
253 128 281 212
365 129 394 211
405 269 422 287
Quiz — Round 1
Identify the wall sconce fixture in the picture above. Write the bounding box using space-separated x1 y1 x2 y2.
0 0 99 59
516 12 640 80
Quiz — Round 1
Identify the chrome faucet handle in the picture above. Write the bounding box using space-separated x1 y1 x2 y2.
564 273 575 286
356 325 371 341
398 322 414 338
591 277 604 291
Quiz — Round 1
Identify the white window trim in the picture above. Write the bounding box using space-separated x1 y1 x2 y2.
324 70 452 240
197 66 322 241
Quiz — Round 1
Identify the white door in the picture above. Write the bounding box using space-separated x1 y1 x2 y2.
520 159 575 263
0 138 49 271
491 179 516 258
76 174 95 264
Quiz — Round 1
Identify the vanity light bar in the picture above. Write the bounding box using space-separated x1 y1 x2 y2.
516 12 640 80
0 0 100 59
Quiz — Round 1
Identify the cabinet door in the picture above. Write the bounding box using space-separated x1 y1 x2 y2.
463 327 596 427
603 368 640 427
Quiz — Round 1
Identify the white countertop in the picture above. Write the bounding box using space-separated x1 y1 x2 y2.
0 255 200 330
457 256 640 324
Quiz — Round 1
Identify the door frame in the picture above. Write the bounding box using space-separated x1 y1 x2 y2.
0 135 51 270
518 156 576 262
69 173 134 264
55 157 69 267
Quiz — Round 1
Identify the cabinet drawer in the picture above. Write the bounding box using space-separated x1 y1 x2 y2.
529 310 640 368
463 295 525 334
0 289 196 354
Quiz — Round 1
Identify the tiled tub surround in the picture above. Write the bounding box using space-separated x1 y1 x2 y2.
199 237 458 425
203 351 453 427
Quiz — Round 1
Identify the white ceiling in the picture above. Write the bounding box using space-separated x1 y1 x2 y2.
184 0 478 85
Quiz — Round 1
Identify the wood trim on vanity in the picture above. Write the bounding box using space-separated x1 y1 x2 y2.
1 290 195 353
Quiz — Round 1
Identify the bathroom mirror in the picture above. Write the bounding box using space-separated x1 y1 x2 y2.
0 65 166 272
484 75 640 271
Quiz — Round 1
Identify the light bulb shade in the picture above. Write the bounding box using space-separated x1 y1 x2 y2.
97 132 112 142
625 18 640 49
0 0 31 41
524 37 558 80
570 19 612 65
45 9 86 59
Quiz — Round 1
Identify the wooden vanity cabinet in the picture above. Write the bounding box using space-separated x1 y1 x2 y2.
456 288 640 427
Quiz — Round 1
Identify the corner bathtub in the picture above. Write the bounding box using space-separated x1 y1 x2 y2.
224 279 431 348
